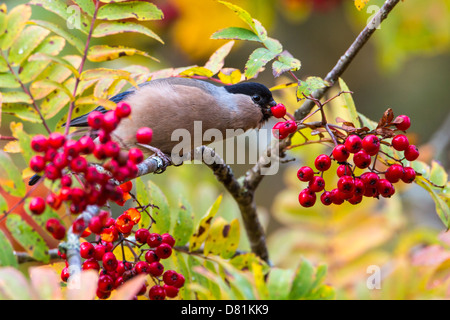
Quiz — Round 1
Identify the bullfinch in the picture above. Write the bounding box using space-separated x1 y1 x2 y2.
28 77 277 185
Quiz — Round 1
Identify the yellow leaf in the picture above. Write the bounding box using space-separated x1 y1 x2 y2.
3 140 20 153
354 0 370 11
218 68 243 84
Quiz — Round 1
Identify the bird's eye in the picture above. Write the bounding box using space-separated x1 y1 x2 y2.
252 94 261 102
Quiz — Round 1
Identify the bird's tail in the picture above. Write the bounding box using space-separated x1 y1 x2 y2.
29 174 41 186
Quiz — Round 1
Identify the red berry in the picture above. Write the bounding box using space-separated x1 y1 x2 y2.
135 261 151 274
93 244 107 261
96 289 111 300
404 145 419 161
298 188 317 207
377 179 395 198
45 218 60 233
401 167 416 183
87 111 104 130
347 194 363 205
128 148 144 164
48 132 65 149
80 242 95 259
29 155 46 173
272 122 289 139
137 283 147 296
114 277 124 289
353 150 371 169
52 224 66 240
61 267 70 282
297 166 315 182
156 243 172 259
284 120 298 134
72 219 86 235
395 115 411 131
270 103 287 118
93 144 107 160
135 228 150 244
46 193 62 210
102 252 118 272
163 270 179 286
330 189 344 205
392 134 409 151
360 172 380 188
314 154 331 171
44 148 58 162
161 233 176 247
83 259 100 271
362 135 380 156
29 197 45 215
149 285 166 300
337 176 355 194
89 216 103 234
45 164 61 180
320 191 333 206
353 178 366 196
336 164 352 177
308 176 325 193
136 127 153 144
344 135 362 153
78 136 95 154
31 135 49 153
70 156 88 173
53 152 69 169
115 213 134 234
104 141 120 158
332 144 350 162
98 274 114 292
173 273 185 288
102 111 119 132
164 285 179 298
145 250 160 263
147 233 163 247
364 187 379 198
64 140 80 158
149 261 164 277
385 164 404 183
115 101 132 118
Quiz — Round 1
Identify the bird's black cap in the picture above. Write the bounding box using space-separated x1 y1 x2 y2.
224 82 276 108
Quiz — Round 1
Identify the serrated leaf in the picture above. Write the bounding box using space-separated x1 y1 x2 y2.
10 122 32 164
41 77 75 119
211 27 260 42
338 78 361 128
218 68 242 84
297 76 330 100
18 36 66 83
267 268 294 300
1 92 32 104
80 68 135 86
416 176 450 228
0 73 20 88
6 214 49 263
8 25 50 66
87 45 159 63
244 47 278 79
172 195 194 246
0 5 31 51
263 37 283 54
97 2 163 21
272 50 301 78
430 160 448 187
93 21 163 43
221 218 240 259
147 180 170 234
218 1 254 30
30 79 74 101
189 195 223 251
2 103 41 123
204 41 234 74
29 53 80 78
29 19 85 54
0 151 26 197
29 0 90 34
0 230 18 268
72 0 95 16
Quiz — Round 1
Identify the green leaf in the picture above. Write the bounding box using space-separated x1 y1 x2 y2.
272 50 301 78
80 68 136 86
204 41 235 74
0 5 32 50
0 74 20 88
172 195 194 247
220 218 240 259
0 193 7 215
30 79 74 101
267 268 294 300
18 35 66 84
2 103 41 123
204 217 228 256
41 78 75 119
218 1 254 30
429 160 448 187
10 122 33 164
1 92 32 104
6 214 50 263
0 54 8 73
29 19 85 54
189 195 223 251
29 53 80 78
0 230 17 268
0 150 26 197
411 160 431 179
93 21 163 43
72 0 95 16
415 176 450 228
358 111 378 130
29 0 90 34
8 26 50 66
263 37 283 54
147 180 170 235
338 78 361 127
97 2 163 21
136 178 151 227
297 76 330 100
0 5 7 37
87 45 159 63
244 47 278 79
211 27 260 42
289 259 315 299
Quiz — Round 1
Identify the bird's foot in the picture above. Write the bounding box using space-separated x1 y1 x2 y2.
137 144 172 174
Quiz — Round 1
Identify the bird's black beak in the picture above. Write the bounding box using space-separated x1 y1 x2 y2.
269 100 277 107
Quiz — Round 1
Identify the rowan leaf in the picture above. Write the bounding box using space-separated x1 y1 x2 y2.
87 45 159 63
1 92 32 104
429 160 448 187
41 78 75 119
211 27 260 42
0 230 18 268
267 268 294 300
338 78 361 128
189 195 222 251
0 151 26 197
204 217 229 256
172 195 194 247
29 53 80 78
97 2 163 21
9 122 32 164
93 21 163 43
0 4 31 51
136 177 150 229
147 180 170 235
415 176 450 228
221 218 240 259
6 214 49 263
1 103 41 123
0 73 20 88
8 25 50 66
244 47 278 79
354 0 371 11
30 79 74 101
75 95 116 110
72 0 95 16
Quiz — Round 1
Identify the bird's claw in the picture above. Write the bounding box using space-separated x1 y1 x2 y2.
137 143 173 174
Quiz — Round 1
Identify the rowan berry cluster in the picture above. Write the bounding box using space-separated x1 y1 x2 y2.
297 114 419 207
59 206 184 300
270 103 298 139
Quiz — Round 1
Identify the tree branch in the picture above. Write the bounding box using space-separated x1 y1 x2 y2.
294 0 402 120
